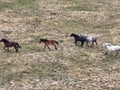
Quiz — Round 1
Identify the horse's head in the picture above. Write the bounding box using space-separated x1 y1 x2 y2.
70 33 75 37
39 39 43 43
0 39 9 43
102 43 112 47
39 39 47 43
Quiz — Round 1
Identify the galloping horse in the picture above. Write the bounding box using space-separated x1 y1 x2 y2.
102 43 120 56
80 34 98 46
0 39 21 53
70 33 87 47
39 39 59 50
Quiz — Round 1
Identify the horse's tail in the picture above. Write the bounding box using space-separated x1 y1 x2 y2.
16 43 21 48
55 41 59 45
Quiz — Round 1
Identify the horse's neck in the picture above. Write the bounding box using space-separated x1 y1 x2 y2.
4 41 9 43
3 41 10 45
74 35 79 37
106 46 112 50
3 42 8 46
74 36 79 39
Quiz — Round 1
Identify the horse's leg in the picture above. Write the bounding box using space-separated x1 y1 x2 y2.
16 48 18 53
91 42 94 46
109 51 113 56
15 48 18 53
81 41 84 47
54 45 57 50
75 40 77 46
14 46 18 53
46 45 51 50
3 46 8 52
114 51 118 57
95 41 98 46
105 51 109 55
44 45 46 50
7 47 9 52
4 46 6 50
86 41 89 47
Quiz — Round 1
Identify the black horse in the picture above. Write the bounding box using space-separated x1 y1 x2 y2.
0 39 21 53
70 33 87 47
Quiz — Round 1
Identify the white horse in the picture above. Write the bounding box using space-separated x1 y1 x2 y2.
102 43 120 56
80 34 98 46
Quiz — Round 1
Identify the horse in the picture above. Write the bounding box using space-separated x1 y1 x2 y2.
0 39 21 53
80 34 98 46
70 33 87 47
39 39 59 50
102 43 120 56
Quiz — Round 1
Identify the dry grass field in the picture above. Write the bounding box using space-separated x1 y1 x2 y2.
0 0 120 90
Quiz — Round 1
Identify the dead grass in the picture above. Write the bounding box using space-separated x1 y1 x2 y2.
0 0 120 89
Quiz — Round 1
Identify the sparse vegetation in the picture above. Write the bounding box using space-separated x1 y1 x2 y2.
0 0 120 89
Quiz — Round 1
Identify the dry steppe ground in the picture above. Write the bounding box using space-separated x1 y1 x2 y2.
0 0 120 90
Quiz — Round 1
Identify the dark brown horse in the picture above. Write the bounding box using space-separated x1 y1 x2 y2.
39 39 59 50
0 39 21 53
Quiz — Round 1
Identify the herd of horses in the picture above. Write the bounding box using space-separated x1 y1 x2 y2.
0 33 120 56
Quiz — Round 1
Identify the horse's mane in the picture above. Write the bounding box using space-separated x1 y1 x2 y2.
103 43 112 46
1 39 9 43
71 33 79 37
